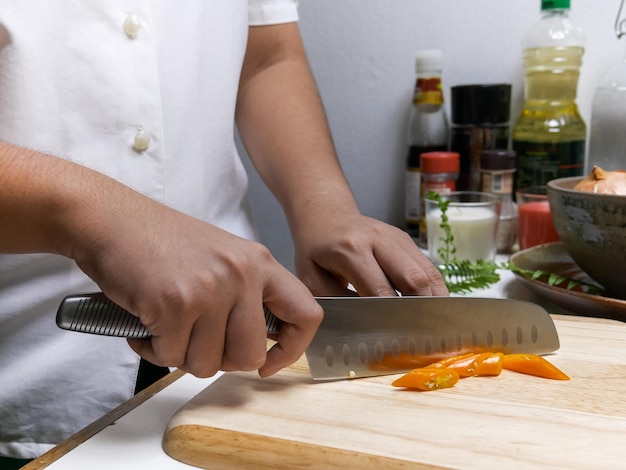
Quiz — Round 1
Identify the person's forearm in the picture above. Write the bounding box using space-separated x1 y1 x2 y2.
0 141 148 259
236 23 359 233
0 142 83 255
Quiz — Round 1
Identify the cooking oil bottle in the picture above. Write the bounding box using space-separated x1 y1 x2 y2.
513 0 586 190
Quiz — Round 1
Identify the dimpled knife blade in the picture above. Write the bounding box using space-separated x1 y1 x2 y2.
305 296 559 380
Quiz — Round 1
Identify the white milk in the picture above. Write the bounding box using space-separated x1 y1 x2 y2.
427 206 497 264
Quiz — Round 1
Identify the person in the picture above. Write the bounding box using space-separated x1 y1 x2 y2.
0 0 447 464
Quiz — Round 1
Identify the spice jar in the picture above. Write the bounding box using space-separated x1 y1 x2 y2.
418 151 460 247
480 149 518 253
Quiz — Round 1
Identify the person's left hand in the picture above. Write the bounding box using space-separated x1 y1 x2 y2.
291 212 449 297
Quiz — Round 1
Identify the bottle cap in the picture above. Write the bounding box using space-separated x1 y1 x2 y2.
451 84 512 125
480 150 517 171
541 0 570 11
421 152 460 173
415 50 443 73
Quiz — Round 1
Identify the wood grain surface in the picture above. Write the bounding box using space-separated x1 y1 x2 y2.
163 315 626 469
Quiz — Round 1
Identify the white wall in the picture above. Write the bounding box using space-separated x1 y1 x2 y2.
241 0 624 272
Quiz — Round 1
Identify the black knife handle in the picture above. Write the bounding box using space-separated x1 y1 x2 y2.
56 292 282 338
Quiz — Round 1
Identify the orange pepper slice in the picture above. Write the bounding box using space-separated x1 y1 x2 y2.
475 352 504 376
502 354 570 380
439 353 483 377
427 352 502 378
369 352 436 371
427 352 476 369
392 368 460 391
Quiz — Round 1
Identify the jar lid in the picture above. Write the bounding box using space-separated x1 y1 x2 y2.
480 150 517 171
451 84 512 125
421 151 460 173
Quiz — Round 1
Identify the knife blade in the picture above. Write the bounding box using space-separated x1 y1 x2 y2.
56 293 560 380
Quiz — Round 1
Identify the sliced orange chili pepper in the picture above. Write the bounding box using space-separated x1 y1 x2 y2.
475 352 504 376
392 368 460 391
502 354 570 380
440 354 482 377
427 352 497 378
369 352 435 371
426 352 476 369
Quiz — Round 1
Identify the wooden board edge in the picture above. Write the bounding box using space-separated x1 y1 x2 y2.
162 424 444 470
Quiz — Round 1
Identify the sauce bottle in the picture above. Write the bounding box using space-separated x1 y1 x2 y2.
405 50 449 241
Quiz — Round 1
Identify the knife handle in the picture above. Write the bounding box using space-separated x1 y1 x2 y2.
56 293 283 338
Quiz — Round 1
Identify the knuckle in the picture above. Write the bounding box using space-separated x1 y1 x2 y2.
158 351 186 369
310 301 324 326
183 358 221 378
375 284 398 297
313 300 324 318
424 264 445 284
223 350 266 373
405 266 431 290
402 263 446 295
225 241 277 281
189 365 220 379
250 241 274 263
242 355 266 371
337 233 364 254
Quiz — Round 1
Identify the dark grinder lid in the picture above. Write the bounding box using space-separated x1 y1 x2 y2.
451 84 512 125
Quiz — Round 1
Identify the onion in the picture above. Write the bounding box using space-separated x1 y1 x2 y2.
573 166 626 195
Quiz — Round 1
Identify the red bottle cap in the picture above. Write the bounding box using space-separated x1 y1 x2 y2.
420 152 460 173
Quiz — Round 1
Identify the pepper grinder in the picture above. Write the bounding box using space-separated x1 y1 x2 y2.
480 149 518 253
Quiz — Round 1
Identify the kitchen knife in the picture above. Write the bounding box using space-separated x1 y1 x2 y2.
56 293 560 380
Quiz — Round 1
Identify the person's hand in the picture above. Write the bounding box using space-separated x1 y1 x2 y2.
292 211 448 298
70 189 322 378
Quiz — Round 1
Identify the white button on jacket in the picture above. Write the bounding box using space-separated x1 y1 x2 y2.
133 126 151 152
123 12 142 38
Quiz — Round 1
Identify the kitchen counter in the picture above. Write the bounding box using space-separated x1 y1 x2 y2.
24 264 626 469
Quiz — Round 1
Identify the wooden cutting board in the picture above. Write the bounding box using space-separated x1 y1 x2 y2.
162 315 626 469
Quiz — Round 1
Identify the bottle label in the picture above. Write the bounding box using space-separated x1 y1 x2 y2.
414 77 444 106
513 139 585 189
423 180 456 193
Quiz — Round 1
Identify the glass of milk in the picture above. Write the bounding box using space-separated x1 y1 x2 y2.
425 191 500 264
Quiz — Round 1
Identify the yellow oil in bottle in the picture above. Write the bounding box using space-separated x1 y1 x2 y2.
513 46 586 189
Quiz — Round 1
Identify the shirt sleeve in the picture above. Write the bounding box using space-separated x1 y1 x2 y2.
248 0 299 25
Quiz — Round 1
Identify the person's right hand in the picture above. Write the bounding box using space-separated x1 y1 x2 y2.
1 146 322 378
68 180 323 378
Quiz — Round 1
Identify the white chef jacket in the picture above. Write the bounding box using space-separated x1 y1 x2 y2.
0 0 298 459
